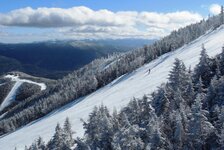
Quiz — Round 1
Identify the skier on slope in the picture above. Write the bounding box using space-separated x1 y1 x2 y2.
148 68 151 74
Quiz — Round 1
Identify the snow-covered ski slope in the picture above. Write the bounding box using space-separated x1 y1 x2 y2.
0 75 46 111
1 26 224 150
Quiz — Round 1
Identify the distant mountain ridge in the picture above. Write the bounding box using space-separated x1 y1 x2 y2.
0 39 154 79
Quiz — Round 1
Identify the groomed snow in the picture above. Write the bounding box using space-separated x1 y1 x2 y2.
1 26 224 150
4 75 47 91
0 75 47 111
0 81 23 112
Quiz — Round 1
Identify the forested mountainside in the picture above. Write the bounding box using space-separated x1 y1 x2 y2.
0 39 152 79
0 13 223 139
0 72 55 114
25 46 224 150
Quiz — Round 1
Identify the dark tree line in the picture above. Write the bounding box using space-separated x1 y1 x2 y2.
16 83 41 102
25 46 224 150
1 11 224 136
0 81 14 105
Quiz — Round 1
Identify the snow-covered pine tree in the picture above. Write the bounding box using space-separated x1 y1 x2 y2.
183 70 195 107
206 75 219 111
221 5 224 25
219 45 224 75
138 95 155 128
98 109 113 150
167 58 190 111
82 105 113 150
194 44 213 87
173 111 186 150
63 117 74 148
187 94 214 149
75 137 90 150
122 98 141 125
215 106 224 148
168 58 187 91
47 123 67 150
36 137 45 150
150 123 167 150
113 123 144 150
151 85 170 116
219 124 224 149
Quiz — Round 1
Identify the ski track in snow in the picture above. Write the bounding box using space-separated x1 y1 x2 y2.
0 81 23 112
0 75 46 112
1 26 224 150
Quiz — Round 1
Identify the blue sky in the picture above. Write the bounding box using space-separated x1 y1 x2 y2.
0 0 222 14
0 0 223 43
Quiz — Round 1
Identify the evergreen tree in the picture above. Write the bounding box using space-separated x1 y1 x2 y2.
98 110 113 150
151 85 170 116
138 95 155 128
219 46 224 75
183 72 195 107
188 94 214 149
168 58 188 91
47 123 66 150
167 58 192 111
150 124 167 150
173 111 185 150
123 98 141 125
194 45 213 87
219 124 224 149
83 105 113 150
113 123 144 150
63 117 74 148
36 137 45 150
206 75 219 111
221 5 224 25
75 138 90 150
82 106 99 149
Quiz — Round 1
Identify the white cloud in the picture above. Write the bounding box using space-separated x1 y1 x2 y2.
0 6 203 42
209 4 221 15
0 7 129 27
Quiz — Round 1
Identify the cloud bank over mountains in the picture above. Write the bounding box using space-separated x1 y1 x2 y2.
0 6 204 42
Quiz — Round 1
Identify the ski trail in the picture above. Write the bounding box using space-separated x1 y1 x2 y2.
0 81 23 111
5 75 46 91
0 75 47 111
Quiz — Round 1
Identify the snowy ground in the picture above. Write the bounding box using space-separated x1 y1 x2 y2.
5 75 46 91
0 75 46 111
1 26 224 150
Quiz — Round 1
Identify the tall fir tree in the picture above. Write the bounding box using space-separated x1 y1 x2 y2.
194 44 213 87
188 94 214 149
48 123 67 150
219 46 224 75
221 5 224 25
63 117 74 148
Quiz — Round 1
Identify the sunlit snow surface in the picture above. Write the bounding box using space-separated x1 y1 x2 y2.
0 75 46 111
1 26 224 150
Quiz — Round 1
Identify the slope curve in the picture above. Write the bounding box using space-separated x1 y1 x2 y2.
1 26 224 150
0 75 47 112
